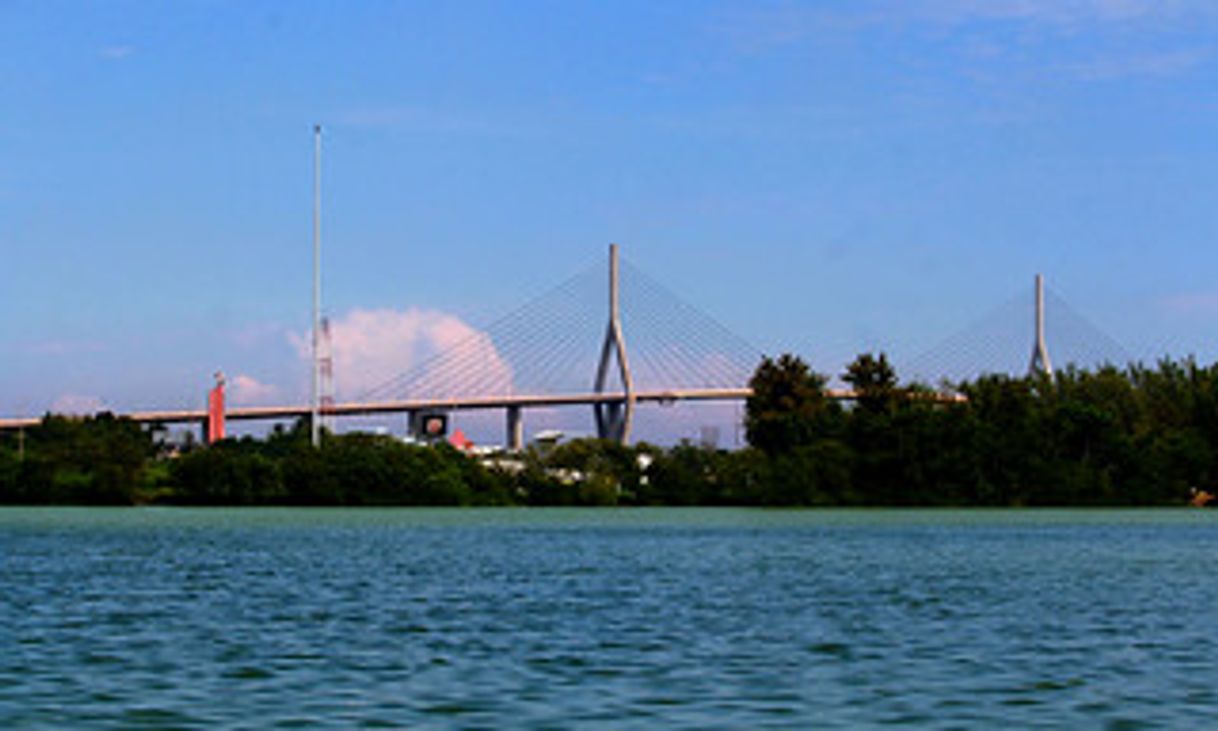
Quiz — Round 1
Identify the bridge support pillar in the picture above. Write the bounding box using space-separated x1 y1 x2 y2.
595 401 627 443
506 405 523 451
593 243 635 445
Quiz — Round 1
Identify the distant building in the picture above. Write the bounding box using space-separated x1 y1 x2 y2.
531 429 564 451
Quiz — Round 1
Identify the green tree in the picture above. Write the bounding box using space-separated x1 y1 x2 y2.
745 354 833 455
0 443 20 503
14 413 153 504
642 442 723 505
169 443 283 505
843 352 899 414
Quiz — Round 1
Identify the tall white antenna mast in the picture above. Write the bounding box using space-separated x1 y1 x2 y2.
311 124 322 447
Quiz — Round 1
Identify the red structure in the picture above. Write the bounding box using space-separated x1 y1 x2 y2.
448 428 473 451
206 372 226 444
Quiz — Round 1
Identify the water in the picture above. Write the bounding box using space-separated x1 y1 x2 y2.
2 508 1216 729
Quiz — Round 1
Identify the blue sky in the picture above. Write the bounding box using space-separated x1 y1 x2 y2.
3 1 1218 438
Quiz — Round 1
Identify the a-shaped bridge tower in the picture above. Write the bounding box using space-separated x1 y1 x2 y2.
593 244 635 443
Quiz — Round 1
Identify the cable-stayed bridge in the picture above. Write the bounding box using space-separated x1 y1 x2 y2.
0 245 771 447
0 245 1138 447
903 274 1131 387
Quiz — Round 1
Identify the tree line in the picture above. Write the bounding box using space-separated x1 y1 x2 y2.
743 354 1218 506
1 354 1215 506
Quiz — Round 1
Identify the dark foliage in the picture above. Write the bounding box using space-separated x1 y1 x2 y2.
3 356 1216 506
742 353 1218 506
0 413 153 505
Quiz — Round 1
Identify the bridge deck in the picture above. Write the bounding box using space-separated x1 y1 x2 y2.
0 387 964 431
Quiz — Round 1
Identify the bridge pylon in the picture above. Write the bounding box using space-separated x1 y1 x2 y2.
593 243 635 444
1028 273 1054 380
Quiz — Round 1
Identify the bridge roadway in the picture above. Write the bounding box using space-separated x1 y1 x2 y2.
0 388 753 430
0 387 964 433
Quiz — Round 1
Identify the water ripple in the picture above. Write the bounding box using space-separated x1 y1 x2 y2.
1 507 1216 728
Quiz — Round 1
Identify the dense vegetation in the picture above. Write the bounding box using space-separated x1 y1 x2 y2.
2 355 1217 506
744 354 1218 506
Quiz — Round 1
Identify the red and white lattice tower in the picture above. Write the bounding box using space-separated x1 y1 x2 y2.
319 316 335 434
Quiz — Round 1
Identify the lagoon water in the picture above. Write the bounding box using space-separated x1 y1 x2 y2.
1 508 1216 729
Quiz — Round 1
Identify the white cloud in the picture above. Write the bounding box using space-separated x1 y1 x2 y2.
290 307 514 401
228 374 279 405
886 0 1207 27
712 0 1216 54
230 322 288 349
1058 48 1210 80
99 45 135 60
1160 292 1218 315
923 0 1157 24
20 339 106 357
51 393 106 415
335 105 524 137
